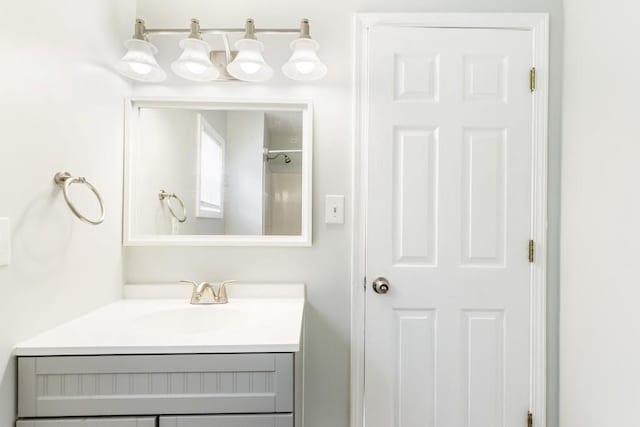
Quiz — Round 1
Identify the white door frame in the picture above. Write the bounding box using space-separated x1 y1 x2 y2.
351 13 549 427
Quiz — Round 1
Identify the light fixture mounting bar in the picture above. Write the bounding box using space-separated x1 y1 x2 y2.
144 28 300 36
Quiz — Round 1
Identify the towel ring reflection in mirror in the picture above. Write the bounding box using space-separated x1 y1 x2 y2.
54 171 105 225
159 190 187 223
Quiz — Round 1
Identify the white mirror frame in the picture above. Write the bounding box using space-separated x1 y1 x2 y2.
123 97 313 247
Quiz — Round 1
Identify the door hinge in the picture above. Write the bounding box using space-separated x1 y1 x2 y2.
530 67 536 92
363 276 367 291
528 411 533 427
528 240 535 263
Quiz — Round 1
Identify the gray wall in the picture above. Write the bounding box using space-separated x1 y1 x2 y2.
0 1 133 426
560 0 640 425
131 1 563 427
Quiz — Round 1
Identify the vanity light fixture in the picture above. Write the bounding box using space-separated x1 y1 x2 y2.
116 19 166 82
116 17 326 83
282 19 327 81
226 19 273 82
171 19 219 81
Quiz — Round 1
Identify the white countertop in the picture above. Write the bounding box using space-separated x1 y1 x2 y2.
14 284 305 356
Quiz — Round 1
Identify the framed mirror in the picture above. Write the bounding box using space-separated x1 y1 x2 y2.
123 98 312 246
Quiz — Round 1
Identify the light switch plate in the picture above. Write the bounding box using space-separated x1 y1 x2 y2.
0 218 10 267
325 195 345 224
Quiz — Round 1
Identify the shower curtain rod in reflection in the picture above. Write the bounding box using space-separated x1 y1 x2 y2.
264 149 303 154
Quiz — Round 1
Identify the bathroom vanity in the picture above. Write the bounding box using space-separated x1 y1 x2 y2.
14 284 305 427
13 98 311 427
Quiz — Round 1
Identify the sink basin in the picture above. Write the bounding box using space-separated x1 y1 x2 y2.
132 306 246 335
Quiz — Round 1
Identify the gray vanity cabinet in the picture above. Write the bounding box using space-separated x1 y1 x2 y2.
15 415 293 427
17 353 296 426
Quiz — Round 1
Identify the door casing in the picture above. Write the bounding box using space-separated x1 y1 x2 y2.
351 13 550 427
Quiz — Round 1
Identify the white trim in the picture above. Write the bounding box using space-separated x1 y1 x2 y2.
529 14 550 427
123 234 312 247
351 13 549 427
122 97 313 247
350 14 368 427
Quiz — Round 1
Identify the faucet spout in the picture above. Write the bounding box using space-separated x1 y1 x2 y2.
181 280 236 305
192 282 217 304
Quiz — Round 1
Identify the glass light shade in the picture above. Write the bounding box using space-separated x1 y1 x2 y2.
282 38 327 81
116 39 166 82
171 38 219 82
226 38 273 82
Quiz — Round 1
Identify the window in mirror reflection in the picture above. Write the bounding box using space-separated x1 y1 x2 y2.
197 114 225 219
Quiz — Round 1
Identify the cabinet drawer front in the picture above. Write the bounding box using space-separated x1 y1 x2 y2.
16 417 155 427
160 414 293 427
18 353 293 418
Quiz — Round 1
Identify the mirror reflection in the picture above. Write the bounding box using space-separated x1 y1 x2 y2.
131 107 303 237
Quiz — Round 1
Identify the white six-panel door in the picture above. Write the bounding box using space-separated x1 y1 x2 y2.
365 27 533 427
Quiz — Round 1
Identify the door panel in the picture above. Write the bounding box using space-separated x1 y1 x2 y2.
461 127 507 265
464 310 505 427
365 27 533 427
395 309 437 427
392 126 438 266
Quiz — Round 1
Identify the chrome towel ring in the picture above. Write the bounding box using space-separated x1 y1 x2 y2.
159 190 187 223
54 172 105 225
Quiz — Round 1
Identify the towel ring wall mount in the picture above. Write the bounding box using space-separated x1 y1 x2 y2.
54 172 105 225
158 190 187 223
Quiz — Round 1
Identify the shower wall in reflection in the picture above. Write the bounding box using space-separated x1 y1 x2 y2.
263 111 303 235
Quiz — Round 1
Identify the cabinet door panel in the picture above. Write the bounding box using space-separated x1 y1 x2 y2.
16 417 155 427
160 414 293 427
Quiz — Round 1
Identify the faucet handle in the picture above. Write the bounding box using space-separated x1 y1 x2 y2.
179 280 198 289
220 279 237 287
219 280 237 291
217 280 237 303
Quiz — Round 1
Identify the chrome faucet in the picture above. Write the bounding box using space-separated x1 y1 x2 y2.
180 280 237 305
